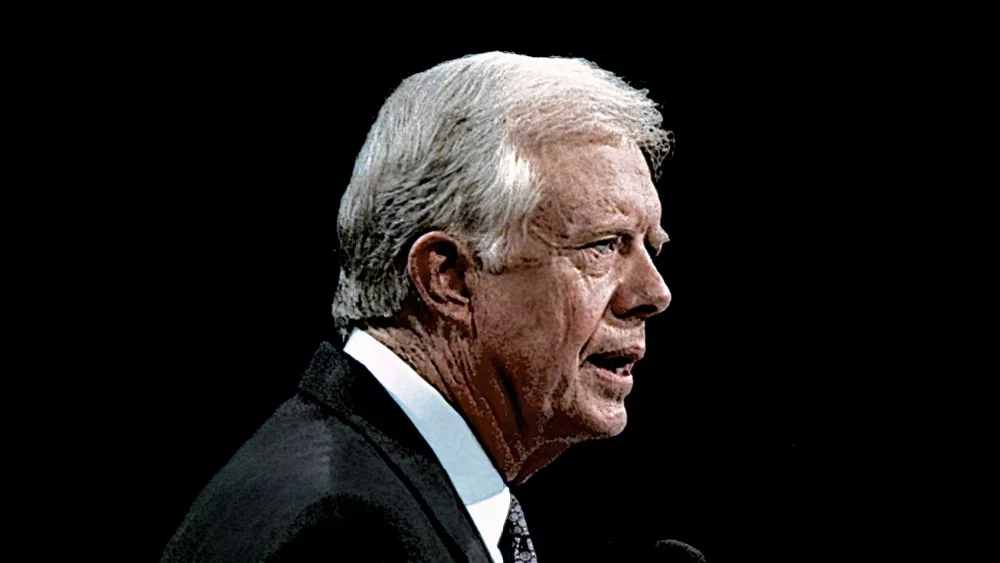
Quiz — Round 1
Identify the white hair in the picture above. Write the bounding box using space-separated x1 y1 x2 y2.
331 51 673 337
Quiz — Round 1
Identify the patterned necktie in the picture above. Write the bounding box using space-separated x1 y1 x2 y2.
499 494 538 563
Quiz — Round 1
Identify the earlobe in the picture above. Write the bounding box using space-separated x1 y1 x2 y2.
407 232 475 331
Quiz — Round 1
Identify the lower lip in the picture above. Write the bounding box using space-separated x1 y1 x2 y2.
589 363 634 391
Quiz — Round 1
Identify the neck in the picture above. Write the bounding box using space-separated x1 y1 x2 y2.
365 322 571 485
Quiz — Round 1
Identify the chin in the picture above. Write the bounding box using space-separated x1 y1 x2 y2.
599 411 629 437
575 403 629 439
548 397 629 441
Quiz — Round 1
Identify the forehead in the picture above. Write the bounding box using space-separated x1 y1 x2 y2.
532 139 662 237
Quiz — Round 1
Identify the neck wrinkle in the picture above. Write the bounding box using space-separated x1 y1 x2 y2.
366 324 556 484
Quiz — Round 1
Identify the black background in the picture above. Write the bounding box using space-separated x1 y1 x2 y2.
82 28 870 562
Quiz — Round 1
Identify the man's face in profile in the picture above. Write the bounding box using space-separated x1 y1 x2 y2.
472 138 671 441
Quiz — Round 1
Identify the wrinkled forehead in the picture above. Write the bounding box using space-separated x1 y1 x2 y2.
531 138 663 235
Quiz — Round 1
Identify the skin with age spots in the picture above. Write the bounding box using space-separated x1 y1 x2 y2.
368 137 671 485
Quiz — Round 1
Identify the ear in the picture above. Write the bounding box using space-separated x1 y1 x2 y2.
407 232 476 332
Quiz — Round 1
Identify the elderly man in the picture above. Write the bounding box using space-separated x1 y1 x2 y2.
162 51 673 562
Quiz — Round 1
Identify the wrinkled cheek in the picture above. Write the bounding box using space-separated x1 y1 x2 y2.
553 374 581 413
508 295 572 357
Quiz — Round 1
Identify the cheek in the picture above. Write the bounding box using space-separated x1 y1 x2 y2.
567 275 616 335
475 274 576 372
511 270 613 353
482 272 566 332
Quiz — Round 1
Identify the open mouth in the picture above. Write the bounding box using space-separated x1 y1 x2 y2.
586 354 634 377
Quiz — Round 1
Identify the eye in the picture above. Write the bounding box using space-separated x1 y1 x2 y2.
585 236 622 255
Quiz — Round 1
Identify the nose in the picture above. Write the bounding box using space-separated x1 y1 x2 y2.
610 248 672 321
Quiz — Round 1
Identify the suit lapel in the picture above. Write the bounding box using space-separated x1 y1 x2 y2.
298 341 494 563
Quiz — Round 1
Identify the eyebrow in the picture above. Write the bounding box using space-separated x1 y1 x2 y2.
647 226 670 254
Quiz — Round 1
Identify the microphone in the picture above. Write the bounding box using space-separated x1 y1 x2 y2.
651 539 707 562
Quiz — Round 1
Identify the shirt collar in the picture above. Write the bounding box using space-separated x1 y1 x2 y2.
343 329 510 562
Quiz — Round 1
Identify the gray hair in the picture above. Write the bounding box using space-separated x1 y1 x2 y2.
331 51 673 337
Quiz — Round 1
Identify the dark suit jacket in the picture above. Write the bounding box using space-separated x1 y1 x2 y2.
161 341 495 562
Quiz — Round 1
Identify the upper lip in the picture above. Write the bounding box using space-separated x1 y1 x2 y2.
586 346 646 364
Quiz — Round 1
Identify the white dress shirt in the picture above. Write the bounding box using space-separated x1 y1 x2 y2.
343 329 511 563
